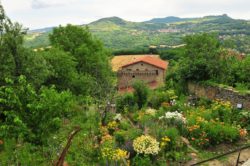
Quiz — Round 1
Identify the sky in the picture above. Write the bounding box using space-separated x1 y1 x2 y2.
1 0 250 30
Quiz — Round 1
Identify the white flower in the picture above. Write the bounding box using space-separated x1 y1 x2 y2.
159 116 165 120
145 108 157 116
159 111 186 123
170 99 176 105
113 113 122 121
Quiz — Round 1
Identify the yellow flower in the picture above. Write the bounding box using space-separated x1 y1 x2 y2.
160 136 171 148
100 126 109 136
133 135 160 155
107 121 118 130
101 147 115 160
100 134 113 144
196 116 205 123
101 148 129 161
161 136 171 142
113 149 129 160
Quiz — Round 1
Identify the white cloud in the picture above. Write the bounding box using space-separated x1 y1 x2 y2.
31 0 80 9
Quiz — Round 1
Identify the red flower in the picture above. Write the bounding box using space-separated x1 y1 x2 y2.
0 140 3 145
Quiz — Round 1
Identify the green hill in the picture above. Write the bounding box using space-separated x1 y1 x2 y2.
24 15 250 53
145 16 193 23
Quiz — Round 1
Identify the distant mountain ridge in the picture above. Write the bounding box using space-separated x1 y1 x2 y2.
90 16 128 25
145 16 193 23
25 14 250 54
28 14 239 33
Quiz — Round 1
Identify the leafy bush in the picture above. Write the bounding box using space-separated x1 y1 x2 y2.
116 93 136 113
0 76 74 144
133 81 149 109
126 128 143 141
186 104 241 147
114 130 127 145
203 122 239 145
132 155 151 166
163 128 180 150
0 139 46 165
210 100 232 123
236 110 250 131
119 120 132 130
148 90 177 109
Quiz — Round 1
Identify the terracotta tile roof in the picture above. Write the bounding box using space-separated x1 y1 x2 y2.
111 54 160 71
121 56 168 70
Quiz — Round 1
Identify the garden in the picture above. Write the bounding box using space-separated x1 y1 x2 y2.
97 82 250 165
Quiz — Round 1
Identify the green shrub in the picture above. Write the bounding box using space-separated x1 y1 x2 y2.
148 89 178 109
114 130 127 145
132 154 151 166
236 110 250 131
203 122 239 145
126 128 143 141
164 128 180 150
148 91 169 109
0 76 74 144
0 139 46 165
133 81 149 109
210 100 232 123
116 93 137 113
119 120 132 130
102 111 116 125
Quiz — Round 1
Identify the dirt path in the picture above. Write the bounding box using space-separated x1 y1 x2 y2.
205 148 250 166
184 148 250 166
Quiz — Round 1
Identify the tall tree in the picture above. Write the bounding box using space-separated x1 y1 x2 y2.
0 4 27 83
180 33 223 81
50 25 114 97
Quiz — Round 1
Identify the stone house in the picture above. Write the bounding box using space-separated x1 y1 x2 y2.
111 55 168 91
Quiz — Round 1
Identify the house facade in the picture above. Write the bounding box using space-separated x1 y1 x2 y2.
112 55 168 91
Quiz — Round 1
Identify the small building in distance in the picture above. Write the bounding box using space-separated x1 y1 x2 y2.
111 55 168 92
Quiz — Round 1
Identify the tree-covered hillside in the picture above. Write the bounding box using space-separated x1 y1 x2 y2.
25 15 250 53
24 15 250 53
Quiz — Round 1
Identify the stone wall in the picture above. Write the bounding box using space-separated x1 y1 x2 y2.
188 82 250 110
118 62 165 89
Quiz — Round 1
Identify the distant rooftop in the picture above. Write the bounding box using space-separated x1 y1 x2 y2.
111 54 160 71
121 56 168 70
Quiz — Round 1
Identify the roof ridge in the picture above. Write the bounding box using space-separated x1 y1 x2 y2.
121 56 168 70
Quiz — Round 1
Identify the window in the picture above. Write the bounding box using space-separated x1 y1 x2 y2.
141 63 144 66
127 69 131 71
156 70 158 75
136 69 139 71
132 75 135 78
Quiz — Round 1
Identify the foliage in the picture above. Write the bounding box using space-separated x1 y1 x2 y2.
0 76 74 144
0 5 30 84
38 48 77 90
181 33 222 81
116 93 137 113
132 155 151 166
235 110 250 131
0 139 46 165
185 100 245 148
49 24 114 98
167 33 250 93
132 81 149 109
25 15 250 54
148 89 177 109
